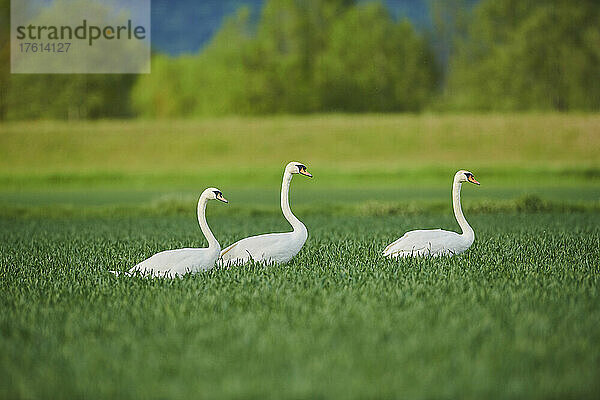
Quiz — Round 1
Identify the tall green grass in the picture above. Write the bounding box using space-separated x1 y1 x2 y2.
1 212 599 399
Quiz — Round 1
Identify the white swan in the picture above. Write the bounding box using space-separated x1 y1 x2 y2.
383 170 480 258
126 188 228 277
220 161 312 265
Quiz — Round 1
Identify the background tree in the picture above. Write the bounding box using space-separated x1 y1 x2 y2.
428 0 471 75
7 74 136 120
445 0 600 111
133 7 257 117
4 0 138 120
316 2 437 112
132 0 438 116
229 0 355 113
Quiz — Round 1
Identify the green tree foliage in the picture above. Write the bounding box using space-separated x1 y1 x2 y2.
133 0 438 116
7 74 136 120
3 0 137 120
316 3 437 111
7 0 599 119
133 7 261 117
249 0 357 112
445 0 600 111
429 0 471 70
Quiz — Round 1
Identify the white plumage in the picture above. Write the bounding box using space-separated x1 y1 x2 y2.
220 161 312 265
383 170 480 258
123 187 228 278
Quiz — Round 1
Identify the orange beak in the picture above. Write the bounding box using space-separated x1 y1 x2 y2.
300 169 313 178
468 175 480 185
216 193 228 203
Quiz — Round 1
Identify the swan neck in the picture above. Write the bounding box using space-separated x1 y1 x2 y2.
281 171 305 233
198 196 219 251
452 178 473 240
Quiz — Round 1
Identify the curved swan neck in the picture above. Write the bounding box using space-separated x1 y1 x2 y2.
452 177 474 240
281 171 306 233
197 196 219 251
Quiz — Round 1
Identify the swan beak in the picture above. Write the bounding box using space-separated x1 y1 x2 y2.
468 175 480 185
300 170 313 178
217 194 229 203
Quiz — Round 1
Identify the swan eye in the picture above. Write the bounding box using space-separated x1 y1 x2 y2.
213 191 221 197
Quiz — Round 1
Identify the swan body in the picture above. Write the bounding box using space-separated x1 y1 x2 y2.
127 188 228 277
220 230 307 265
383 170 480 258
220 161 312 265
383 229 471 258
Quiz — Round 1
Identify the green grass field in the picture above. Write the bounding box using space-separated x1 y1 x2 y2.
1 114 599 398
1 114 599 190
1 212 599 399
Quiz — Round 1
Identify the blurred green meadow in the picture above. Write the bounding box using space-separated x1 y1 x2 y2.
0 114 598 213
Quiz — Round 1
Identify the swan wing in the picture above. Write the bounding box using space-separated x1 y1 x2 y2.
383 229 463 258
220 241 241 259
130 248 217 277
220 232 304 265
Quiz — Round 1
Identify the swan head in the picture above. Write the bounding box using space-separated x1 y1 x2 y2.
286 161 312 178
203 187 229 203
456 170 480 185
